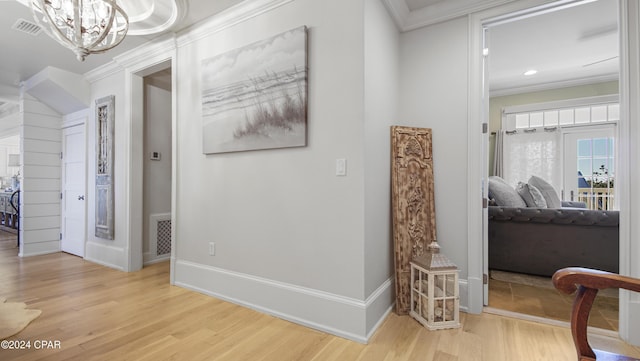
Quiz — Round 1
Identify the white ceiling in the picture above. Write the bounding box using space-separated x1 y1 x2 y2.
487 0 618 95
0 0 620 105
0 0 245 103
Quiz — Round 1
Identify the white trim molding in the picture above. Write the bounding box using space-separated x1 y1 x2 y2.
490 73 619 98
85 241 127 271
176 0 295 47
382 0 519 32
466 0 608 315
62 108 89 129
618 0 640 346
174 260 394 344
84 34 178 83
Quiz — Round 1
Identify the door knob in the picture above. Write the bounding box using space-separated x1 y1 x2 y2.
78 195 85 200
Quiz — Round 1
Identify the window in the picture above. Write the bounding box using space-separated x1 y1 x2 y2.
499 96 618 210
508 102 619 130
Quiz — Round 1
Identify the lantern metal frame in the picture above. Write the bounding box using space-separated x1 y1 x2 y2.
409 245 461 330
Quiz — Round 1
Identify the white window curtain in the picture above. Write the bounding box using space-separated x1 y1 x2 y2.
502 128 562 191
492 130 504 178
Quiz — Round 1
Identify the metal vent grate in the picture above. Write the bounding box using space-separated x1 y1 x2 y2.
156 219 172 256
12 19 42 36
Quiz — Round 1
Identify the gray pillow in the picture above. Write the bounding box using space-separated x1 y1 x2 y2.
488 177 526 207
516 182 547 208
528 175 561 208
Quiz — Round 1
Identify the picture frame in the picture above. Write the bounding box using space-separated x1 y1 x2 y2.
201 26 308 154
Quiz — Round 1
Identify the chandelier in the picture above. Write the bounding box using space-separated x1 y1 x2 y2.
30 0 129 61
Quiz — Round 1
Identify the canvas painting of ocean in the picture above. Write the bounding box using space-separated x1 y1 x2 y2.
201 26 308 154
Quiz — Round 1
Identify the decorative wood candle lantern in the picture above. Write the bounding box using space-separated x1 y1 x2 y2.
410 240 460 330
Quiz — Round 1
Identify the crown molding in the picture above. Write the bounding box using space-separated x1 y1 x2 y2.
490 73 619 98
84 0 292 83
176 0 294 48
113 33 177 71
84 59 124 84
381 0 410 30
84 33 177 83
383 0 518 32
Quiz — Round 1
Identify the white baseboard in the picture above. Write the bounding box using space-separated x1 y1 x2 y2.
459 278 470 313
85 241 126 271
143 253 170 265
19 240 60 257
462 276 481 313
174 259 394 343
622 297 640 346
367 304 393 340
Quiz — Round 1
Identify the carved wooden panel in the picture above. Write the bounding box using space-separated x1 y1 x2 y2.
391 126 437 315
95 95 114 240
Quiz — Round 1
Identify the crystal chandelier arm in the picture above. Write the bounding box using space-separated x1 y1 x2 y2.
84 2 129 52
72 0 82 46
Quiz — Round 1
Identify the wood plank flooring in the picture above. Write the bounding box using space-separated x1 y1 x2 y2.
488 272 619 331
1 232 639 360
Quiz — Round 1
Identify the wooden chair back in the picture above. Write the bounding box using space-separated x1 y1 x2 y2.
553 267 640 361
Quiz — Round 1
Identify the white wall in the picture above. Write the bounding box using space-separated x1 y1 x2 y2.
170 0 394 343
84 72 130 270
142 82 172 263
363 0 399 330
398 16 470 282
175 0 364 297
20 93 62 257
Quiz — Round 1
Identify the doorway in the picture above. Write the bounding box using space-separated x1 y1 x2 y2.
0 134 20 252
482 0 620 329
142 68 173 266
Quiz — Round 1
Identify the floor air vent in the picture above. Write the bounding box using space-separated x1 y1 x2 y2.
12 19 43 36
145 213 171 265
156 219 171 256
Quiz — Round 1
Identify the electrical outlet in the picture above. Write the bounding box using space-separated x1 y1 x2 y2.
209 242 215 256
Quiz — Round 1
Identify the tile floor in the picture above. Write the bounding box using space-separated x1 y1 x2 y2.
488 272 619 331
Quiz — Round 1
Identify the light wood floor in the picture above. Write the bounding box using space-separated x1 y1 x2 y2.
1 233 639 361
488 272 619 331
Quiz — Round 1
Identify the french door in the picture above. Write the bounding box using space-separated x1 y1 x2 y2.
562 126 615 210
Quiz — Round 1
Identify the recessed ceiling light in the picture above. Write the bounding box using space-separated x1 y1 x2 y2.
524 69 538 76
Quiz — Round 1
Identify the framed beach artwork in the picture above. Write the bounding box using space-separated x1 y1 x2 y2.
201 26 308 154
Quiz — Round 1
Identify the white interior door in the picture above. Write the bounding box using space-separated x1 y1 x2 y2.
61 124 86 257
